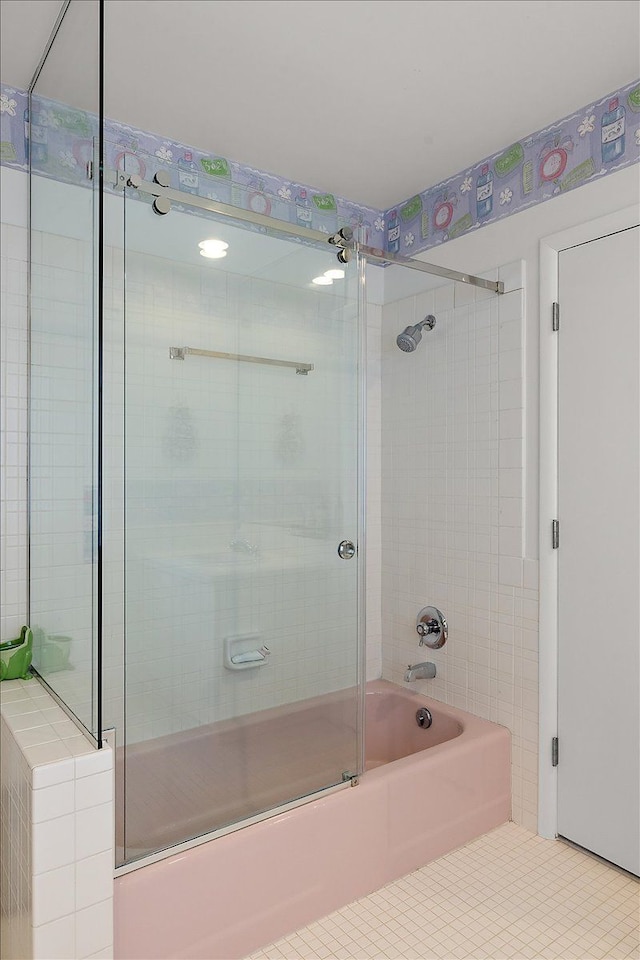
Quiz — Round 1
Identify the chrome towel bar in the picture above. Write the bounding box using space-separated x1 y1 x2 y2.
169 346 313 375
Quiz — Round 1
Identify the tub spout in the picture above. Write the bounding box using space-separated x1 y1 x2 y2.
404 662 437 682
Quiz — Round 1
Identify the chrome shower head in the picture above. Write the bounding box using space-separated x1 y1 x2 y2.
396 314 436 352
396 327 421 352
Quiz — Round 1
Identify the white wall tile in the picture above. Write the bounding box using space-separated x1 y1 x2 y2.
32 757 74 789
13 724 59 750
74 746 113 778
32 780 75 823
75 803 113 859
498 261 526 295
32 915 75 960
75 771 112 810
75 899 113 959
75 851 114 911
523 559 539 591
24 741 72 768
2 677 114 960
499 556 523 588
381 263 538 828
32 814 75 874
32 864 75 926
1 220 29 641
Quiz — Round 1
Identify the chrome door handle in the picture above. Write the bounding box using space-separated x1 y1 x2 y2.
337 540 356 560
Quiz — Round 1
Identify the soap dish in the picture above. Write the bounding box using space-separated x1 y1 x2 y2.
224 635 271 671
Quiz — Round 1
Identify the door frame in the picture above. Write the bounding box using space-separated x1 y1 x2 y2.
538 205 640 840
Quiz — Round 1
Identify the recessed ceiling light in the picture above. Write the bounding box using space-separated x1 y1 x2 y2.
312 276 333 285
199 238 229 259
324 268 345 280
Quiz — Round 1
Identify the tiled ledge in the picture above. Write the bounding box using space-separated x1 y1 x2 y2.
0 677 114 960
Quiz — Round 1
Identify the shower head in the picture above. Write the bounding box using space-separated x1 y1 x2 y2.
396 314 436 352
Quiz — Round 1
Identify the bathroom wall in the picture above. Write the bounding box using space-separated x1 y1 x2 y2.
29 173 99 734
381 263 537 829
385 79 640 259
379 163 640 832
0 165 383 746
2 120 638 834
100 210 379 742
0 82 386 252
0 679 114 960
0 170 28 643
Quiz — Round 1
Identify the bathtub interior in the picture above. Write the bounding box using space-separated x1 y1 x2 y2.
116 687 361 859
365 684 463 768
116 681 464 859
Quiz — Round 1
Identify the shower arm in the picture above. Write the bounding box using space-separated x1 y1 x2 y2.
416 315 436 331
109 170 504 295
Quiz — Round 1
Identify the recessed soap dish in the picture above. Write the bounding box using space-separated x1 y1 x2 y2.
224 635 271 671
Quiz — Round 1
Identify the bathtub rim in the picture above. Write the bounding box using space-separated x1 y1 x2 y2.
114 775 355 877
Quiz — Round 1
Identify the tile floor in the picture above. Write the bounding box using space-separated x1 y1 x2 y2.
247 822 639 960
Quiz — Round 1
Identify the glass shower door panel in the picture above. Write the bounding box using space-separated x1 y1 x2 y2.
121 191 363 864
28 0 102 738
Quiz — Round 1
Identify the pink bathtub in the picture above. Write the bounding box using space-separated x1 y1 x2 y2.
115 680 510 959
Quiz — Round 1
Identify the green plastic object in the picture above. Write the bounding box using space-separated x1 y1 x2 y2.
36 633 72 673
0 626 33 681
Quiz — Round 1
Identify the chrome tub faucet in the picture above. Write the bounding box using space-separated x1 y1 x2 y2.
404 662 437 682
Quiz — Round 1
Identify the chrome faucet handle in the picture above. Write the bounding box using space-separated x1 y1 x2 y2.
416 606 447 649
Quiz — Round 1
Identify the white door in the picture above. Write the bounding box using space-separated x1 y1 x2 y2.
557 225 640 876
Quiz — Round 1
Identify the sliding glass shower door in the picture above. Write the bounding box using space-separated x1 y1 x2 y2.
115 175 364 865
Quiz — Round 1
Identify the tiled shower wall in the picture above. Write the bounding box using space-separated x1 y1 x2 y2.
102 238 365 743
29 223 97 732
1 167 382 749
0 216 28 642
381 263 539 831
1 679 114 960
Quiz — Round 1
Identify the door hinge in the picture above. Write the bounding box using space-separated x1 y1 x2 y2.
552 737 559 766
552 519 559 549
86 160 93 181
552 302 560 331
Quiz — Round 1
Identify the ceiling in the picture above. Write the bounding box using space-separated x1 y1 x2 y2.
1 0 639 209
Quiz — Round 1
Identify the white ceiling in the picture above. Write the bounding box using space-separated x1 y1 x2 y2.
2 0 639 209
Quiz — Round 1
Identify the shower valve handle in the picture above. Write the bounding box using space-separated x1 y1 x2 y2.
416 606 447 649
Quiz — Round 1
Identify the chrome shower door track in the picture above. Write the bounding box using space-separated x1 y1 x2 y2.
109 170 503 294
359 244 505 293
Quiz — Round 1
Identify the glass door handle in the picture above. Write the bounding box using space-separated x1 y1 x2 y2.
337 540 356 560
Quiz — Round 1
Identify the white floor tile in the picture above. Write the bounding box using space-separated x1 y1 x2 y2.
247 823 639 960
